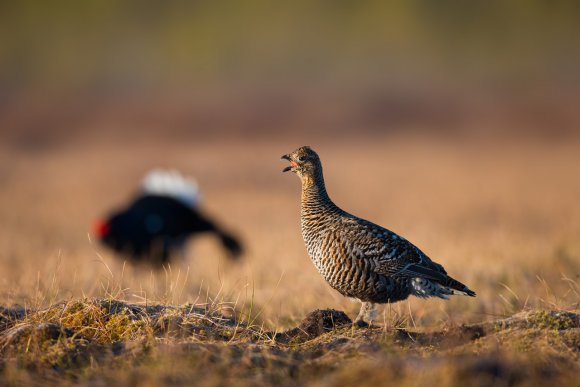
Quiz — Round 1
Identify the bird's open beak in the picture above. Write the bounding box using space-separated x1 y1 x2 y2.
281 154 293 172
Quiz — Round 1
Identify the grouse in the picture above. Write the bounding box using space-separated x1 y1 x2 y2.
94 169 243 267
282 146 475 326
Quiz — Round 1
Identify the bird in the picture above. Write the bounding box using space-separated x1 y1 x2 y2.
93 169 243 267
281 146 475 326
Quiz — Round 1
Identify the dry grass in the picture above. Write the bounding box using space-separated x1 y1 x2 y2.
0 135 579 385
0 299 578 386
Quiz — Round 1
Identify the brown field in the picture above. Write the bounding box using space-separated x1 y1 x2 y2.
2 2 580 385
0 135 579 385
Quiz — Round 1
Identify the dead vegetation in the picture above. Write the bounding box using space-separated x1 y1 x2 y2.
0 299 577 386
0 137 579 385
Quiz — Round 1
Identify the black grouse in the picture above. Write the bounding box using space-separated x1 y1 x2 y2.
94 169 243 267
282 146 475 326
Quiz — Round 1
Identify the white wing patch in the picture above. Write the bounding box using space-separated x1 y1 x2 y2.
142 169 200 208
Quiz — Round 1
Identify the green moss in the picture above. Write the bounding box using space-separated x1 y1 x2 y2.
104 313 150 342
528 311 575 330
514 336 534 353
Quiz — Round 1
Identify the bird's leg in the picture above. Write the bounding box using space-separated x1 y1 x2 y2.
355 302 377 327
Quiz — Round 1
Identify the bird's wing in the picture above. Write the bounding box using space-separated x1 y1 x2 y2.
337 216 447 279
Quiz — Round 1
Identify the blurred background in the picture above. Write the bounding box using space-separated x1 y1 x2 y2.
0 1 578 326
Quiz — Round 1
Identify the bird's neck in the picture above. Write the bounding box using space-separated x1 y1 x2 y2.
300 170 337 214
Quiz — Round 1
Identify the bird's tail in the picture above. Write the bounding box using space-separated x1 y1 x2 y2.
405 263 476 298
411 277 476 300
440 275 476 297
217 231 244 260
142 169 200 208
406 264 476 299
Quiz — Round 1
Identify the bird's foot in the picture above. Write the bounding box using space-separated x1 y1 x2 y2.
354 302 376 328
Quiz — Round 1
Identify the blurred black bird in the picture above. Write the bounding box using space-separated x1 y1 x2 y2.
93 170 243 267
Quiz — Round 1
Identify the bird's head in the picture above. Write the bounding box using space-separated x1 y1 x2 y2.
281 146 322 180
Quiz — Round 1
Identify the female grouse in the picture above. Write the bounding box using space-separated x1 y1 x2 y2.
282 146 475 325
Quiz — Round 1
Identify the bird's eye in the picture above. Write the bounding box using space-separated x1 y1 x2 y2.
298 156 307 162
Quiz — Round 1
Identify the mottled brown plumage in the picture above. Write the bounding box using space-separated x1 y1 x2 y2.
282 146 475 325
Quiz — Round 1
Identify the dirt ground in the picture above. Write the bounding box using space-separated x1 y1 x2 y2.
0 134 579 385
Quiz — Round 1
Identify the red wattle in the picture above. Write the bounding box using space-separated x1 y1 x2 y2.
93 219 110 237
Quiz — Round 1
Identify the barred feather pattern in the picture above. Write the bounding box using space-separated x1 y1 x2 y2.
287 146 475 313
